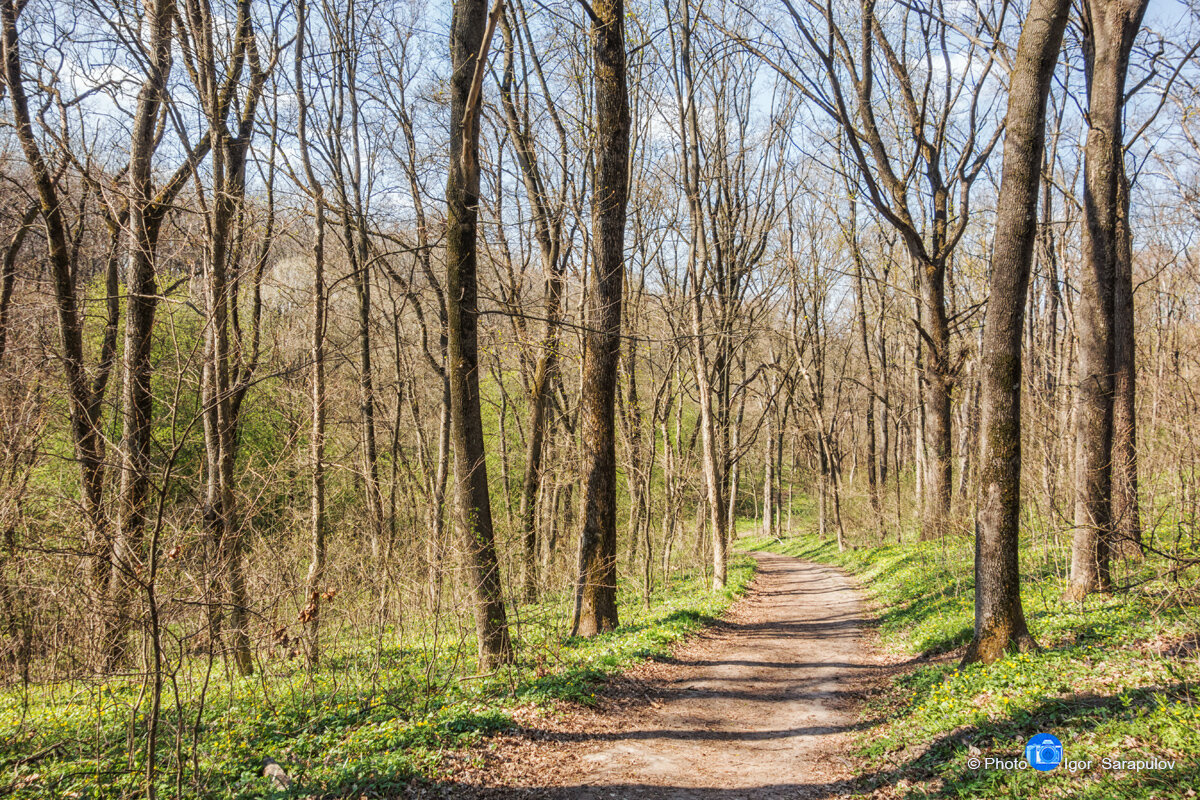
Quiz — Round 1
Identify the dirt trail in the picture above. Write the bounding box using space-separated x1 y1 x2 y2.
456 550 879 799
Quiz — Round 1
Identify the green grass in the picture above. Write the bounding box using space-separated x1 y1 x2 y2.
0 557 754 799
739 531 1200 799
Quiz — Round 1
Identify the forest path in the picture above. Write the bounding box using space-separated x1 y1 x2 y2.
451 550 881 799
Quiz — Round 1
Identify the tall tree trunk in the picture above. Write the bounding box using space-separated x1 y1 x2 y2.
817 434 829 540
295 0 327 669
919 255 954 540
499 10 568 603
963 0 1068 664
571 0 629 637
107 0 174 669
1111 169 1141 558
725 388 745 539
517 316 558 604
849 208 883 535
693 320 727 586
446 0 512 666
912 299 926 528
348 227 385 559
0 6 117 659
762 400 774 538
187 0 264 676
339 19 386 561
1068 0 1147 600
303 203 327 669
201 149 248 673
620 334 646 569
674 0 727 589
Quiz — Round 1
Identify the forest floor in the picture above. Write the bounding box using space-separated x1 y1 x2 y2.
434 550 883 799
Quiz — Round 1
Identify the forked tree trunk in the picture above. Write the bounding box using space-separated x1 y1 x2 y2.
107 0 173 669
571 0 629 637
187 0 264 677
0 4 117 661
1068 0 1148 600
963 0 1069 664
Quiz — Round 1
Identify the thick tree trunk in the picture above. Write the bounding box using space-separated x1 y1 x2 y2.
1068 0 1147 600
571 0 629 637
198 54 263 676
446 0 512 666
963 0 1069 664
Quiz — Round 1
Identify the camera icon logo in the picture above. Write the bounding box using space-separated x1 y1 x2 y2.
1025 733 1063 772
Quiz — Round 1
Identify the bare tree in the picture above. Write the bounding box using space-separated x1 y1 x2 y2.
739 0 1009 538
964 0 1071 664
295 0 329 668
446 0 512 666
497 0 573 602
572 0 630 636
106 0 178 668
178 0 269 676
1068 0 1149 600
0 0 118 646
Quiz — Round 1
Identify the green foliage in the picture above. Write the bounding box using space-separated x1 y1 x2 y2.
742 532 1200 799
0 558 754 798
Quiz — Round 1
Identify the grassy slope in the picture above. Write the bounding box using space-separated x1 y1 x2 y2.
739 531 1200 799
0 558 753 799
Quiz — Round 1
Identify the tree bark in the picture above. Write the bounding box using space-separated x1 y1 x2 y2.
762 398 775 538
848 201 883 535
674 0 727 589
295 0 327 669
498 9 568 603
1111 169 1141 558
571 0 629 637
919 254 953 540
963 0 1069 664
1068 0 1147 600
183 0 264 677
446 0 512 665
1 0 120 664
107 0 174 669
